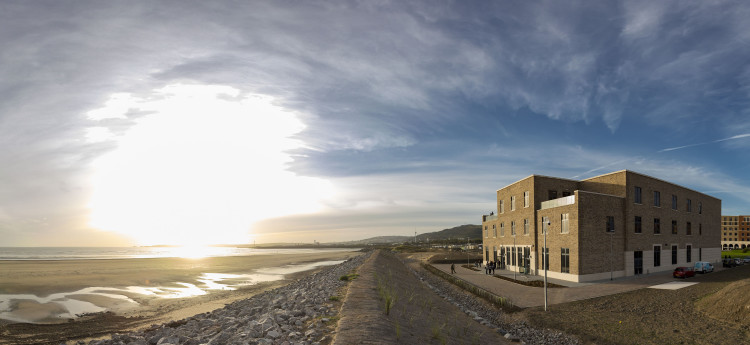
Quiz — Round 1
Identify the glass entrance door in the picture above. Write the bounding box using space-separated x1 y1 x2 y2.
634 251 643 275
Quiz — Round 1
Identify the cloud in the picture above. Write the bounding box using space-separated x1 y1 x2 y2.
659 133 750 152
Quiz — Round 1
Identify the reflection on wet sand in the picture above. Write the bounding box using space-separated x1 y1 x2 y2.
0 260 344 323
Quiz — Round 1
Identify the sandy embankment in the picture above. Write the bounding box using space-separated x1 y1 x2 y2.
0 250 362 344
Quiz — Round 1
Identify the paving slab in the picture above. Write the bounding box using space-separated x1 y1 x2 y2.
648 281 698 290
432 263 686 308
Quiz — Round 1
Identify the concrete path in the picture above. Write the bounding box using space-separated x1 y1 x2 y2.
433 263 684 308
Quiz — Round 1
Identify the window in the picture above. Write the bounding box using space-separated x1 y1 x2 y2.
654 218 661 234
523 218 529 235
606 216 615 233
698 202 702 214
672 220 678 235
686 245 692 262
500 200 504 214
699 223 702 236
493 224 497 237
561 248 570 273
548 190 557 200
686 222 691 235
562 191 571 197
561 213 569 233
511 247 516 266
671 245 677 265
542 216 549 234
511 196 516 211
634 186 642 204
500 222 505 236
672 195 677 210
687 199 692 212
511 221 516 235
699 248 702 261
524 191 529 208
654 191 661 207
654 246 661 267
485 227 488 238
635 216 642 233
541 247 549 270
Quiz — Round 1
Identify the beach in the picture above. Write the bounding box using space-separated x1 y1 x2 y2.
0 249 362 344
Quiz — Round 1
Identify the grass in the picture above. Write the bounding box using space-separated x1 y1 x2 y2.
375 271 397 315
431 323 446 344
491 273 567 288
339 272 360 281
423 263 517 311
329 295 340 301
721 249 750 259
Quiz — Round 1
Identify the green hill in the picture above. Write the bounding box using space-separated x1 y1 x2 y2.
416 224 481 241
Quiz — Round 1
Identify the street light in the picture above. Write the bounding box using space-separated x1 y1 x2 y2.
513 233 516 281
466 237 470 270
543 217 550 312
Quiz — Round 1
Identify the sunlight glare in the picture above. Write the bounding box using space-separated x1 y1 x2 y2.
87 84 333 246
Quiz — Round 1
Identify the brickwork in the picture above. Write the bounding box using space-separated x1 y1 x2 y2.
481 170 721 282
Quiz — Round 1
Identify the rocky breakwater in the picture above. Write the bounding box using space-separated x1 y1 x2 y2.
84 253 368 345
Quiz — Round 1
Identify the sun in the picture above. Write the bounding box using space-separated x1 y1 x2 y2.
86 84 333 246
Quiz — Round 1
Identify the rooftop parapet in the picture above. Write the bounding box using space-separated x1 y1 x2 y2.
540 195 576 210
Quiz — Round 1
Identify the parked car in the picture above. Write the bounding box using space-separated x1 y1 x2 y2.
734 258 744 266
673 267 695 278
694 261 714 273
723 258 736 268
744 256 750 264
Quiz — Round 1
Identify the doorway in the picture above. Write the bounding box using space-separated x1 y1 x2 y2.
634 251 643 275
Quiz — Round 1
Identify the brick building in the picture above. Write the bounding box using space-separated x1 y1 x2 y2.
481 170 721 282
721 215 750 250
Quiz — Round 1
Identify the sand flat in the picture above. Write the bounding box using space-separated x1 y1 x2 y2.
0 249 361 326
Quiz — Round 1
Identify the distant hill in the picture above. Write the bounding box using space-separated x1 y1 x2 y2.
416 224 481 241
338 235 411 245
339 224 481 245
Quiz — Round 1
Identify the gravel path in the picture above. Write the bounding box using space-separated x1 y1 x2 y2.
400 255 581 345
83 252 369 345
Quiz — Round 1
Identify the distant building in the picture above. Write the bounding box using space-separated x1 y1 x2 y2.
721 215 750 250
481 170 721 282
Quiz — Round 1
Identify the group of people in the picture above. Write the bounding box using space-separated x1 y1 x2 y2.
484 260 498 275
449 260 501 275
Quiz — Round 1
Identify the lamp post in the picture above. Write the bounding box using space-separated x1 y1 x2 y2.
466 237 470 270
543 218 550 311
513 234 516 281
610 231 614 280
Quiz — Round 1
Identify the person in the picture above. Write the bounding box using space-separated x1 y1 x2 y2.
450 263 456 274
485 263 489 275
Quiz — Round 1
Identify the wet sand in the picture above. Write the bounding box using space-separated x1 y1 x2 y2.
0 249 362 344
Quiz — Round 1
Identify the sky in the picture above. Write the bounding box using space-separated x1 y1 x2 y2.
1 0 749 246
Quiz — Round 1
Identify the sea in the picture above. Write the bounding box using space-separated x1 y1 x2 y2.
0 246 351 260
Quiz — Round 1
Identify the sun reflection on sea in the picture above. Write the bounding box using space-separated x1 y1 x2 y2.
167 245 216 259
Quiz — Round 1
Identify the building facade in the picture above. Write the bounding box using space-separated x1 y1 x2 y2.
481 170 721 282
721 215 750 250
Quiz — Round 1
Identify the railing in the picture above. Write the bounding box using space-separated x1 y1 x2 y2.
540 195 575 210
483 214 498 222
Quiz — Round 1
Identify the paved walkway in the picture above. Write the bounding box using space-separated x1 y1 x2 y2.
433 263 686 308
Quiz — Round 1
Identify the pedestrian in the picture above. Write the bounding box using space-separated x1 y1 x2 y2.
485 263 489 275
490 261 495 275
451 263 456 274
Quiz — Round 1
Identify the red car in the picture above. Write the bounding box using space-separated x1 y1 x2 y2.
673 267 695 278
